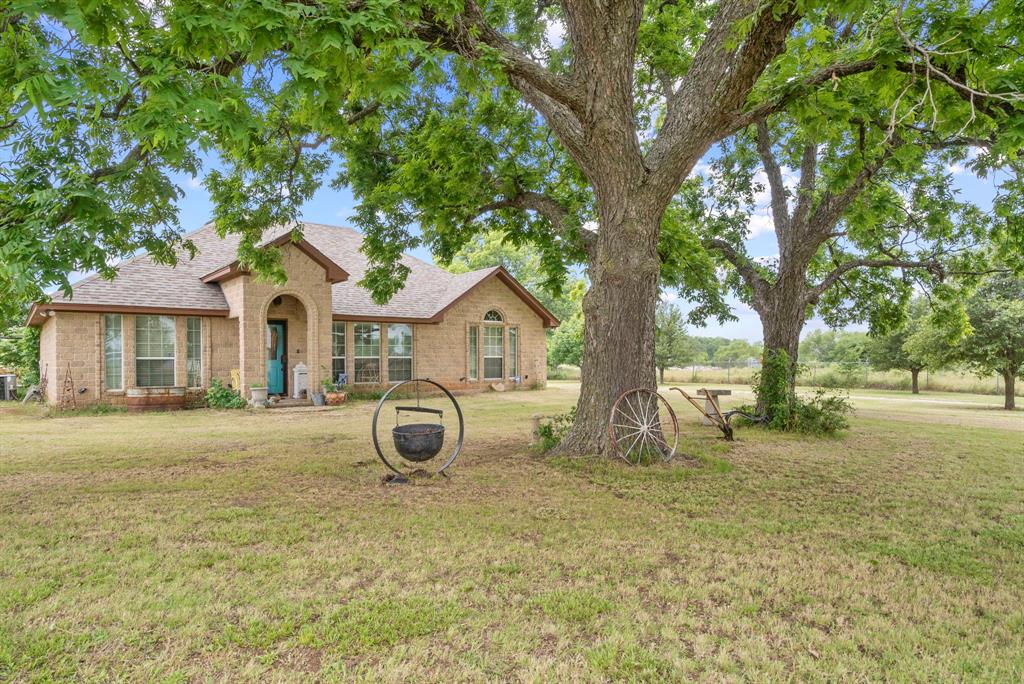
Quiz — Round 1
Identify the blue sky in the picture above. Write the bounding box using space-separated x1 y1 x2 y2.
159 154 1002 343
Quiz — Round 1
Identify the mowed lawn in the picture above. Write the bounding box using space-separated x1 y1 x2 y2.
1 384 1022 682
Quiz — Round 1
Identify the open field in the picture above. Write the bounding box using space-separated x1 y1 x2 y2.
550 364 1024 398
1 384 1022 682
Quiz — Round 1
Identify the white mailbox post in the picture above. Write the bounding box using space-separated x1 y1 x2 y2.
292 363 309 399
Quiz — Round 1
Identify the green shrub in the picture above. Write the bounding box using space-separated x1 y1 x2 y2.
789 389 853 434
537 407 575 451
753 350 794 430
753 350 852 435
206 379 247 409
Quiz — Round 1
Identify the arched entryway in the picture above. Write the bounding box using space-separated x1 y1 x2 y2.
258 291 319 397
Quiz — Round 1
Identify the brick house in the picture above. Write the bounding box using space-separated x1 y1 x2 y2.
29 222 557 405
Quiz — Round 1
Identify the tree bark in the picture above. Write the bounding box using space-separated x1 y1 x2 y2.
559 199 662 456
1003 370 1016 410
659 366 665 384
755 280 808 413
911 368 920 394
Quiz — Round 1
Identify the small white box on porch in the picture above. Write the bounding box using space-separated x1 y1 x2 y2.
292 363 309 399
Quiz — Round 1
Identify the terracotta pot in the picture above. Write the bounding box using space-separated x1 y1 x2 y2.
325 391 347 406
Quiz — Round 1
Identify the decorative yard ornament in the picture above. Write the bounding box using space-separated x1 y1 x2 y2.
371 379 464 482
59 363 76 412
669 387 765 442
608 389 679 465
609 386 765 461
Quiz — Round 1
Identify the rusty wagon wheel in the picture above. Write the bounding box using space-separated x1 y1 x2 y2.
608 388 679 465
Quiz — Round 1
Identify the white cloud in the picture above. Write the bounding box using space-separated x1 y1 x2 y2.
545 19 566 48
187 176 202 189
947 162 965 175
746 211 775 238
691 161 712 177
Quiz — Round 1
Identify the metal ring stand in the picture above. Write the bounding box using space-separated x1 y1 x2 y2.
371 378 465 480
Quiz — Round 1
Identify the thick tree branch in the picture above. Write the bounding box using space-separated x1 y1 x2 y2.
807 147 893 237
736 59 880 128
754 119 791 233
791 142 818 228
704 237 767 302
473 190 590 247
414 2 583 116
808 256 942 302
88 144 145 180
646 0 801 204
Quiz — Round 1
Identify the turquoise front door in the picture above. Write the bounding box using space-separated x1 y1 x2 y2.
267 322 286 394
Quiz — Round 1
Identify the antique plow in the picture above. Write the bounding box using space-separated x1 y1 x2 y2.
669 387 765 441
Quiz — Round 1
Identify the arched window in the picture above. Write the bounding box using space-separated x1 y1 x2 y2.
483 309 503 322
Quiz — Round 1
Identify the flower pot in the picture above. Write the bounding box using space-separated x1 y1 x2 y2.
311 392 326 406
324 391 347 406
249 386 268 407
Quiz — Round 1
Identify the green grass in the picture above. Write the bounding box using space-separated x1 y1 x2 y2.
0 384 1022 681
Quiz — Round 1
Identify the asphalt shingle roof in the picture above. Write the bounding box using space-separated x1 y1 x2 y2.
48 222 506 321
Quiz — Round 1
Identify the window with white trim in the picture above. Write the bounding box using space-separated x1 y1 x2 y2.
103 314 123 390
135 315 176 387
387 324 413 382
508 326 519 379
483 325 504 380
186 317 202 388
483 309 504 322
468 325 479 381
332 321 346 382
353 323 381 383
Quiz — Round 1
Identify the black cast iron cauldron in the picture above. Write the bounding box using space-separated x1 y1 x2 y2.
392 423 446 462
371 378 465 477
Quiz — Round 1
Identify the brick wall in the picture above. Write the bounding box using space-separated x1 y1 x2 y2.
339 276 548 391
209 316 239 388
233 244 333 397
38 316 58 403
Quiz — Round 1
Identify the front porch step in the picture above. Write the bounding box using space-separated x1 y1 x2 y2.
267 397 313 408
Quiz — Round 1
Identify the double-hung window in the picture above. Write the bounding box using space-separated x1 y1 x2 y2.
135 315 176 387
186 317 202 388
483 326 504 380
468 325 479 381
353 323 381 383
332 322 346 382
387 324 413 382
103 314 123 390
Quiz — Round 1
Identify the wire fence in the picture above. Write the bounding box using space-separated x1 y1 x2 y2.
549 361 1021 397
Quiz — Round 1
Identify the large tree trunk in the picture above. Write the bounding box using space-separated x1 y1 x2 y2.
559 199 662 456
755 284 806 414
1003 370 1016 410
911 368 920 394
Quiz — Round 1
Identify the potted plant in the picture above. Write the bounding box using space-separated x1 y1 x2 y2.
321 377 348 406
249 383 268 407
